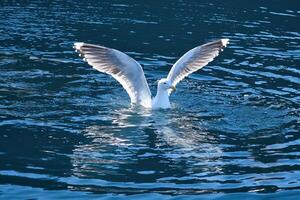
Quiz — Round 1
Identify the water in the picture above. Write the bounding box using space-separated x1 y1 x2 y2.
0 0 299 199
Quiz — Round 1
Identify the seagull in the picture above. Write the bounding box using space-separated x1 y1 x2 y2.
74 39 229 109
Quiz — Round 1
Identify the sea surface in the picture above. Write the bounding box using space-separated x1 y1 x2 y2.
0 0 299 199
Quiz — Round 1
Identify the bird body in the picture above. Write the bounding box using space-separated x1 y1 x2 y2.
151 79 173 109
74 39 229 109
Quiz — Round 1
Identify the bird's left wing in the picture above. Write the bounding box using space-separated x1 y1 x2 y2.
74 43 152 107
167 39 229 94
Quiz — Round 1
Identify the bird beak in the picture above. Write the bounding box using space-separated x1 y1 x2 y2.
170 85 176 91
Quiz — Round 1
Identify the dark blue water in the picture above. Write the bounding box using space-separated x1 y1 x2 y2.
1 0 300 199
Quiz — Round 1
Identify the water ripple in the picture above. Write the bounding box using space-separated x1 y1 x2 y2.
1 0 300 199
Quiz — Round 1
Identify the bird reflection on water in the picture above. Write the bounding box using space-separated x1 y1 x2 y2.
70 107 223 191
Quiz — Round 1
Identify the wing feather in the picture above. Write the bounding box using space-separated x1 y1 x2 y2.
167 39 229 93
74 43 152 107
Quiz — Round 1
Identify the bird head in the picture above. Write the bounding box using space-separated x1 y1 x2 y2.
157 78 176 92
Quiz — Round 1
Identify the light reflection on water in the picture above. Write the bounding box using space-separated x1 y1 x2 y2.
0 0 300 199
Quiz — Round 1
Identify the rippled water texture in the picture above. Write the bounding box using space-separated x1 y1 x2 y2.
0 0 300 199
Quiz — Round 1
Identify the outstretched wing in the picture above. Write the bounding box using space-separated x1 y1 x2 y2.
74 43 152 107
167 39 229 94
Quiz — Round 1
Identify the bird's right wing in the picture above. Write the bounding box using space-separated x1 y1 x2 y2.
167 39 229 94
74 43 152 108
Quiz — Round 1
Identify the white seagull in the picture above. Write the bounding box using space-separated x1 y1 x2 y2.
74 39 229 109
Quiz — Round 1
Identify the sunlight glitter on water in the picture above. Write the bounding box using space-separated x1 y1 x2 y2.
0 0 300 199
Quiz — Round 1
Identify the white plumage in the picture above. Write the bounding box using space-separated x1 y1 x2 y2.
74 39 229 109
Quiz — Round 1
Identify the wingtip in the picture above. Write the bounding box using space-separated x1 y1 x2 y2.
221 39 229 47
73 42 84 50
